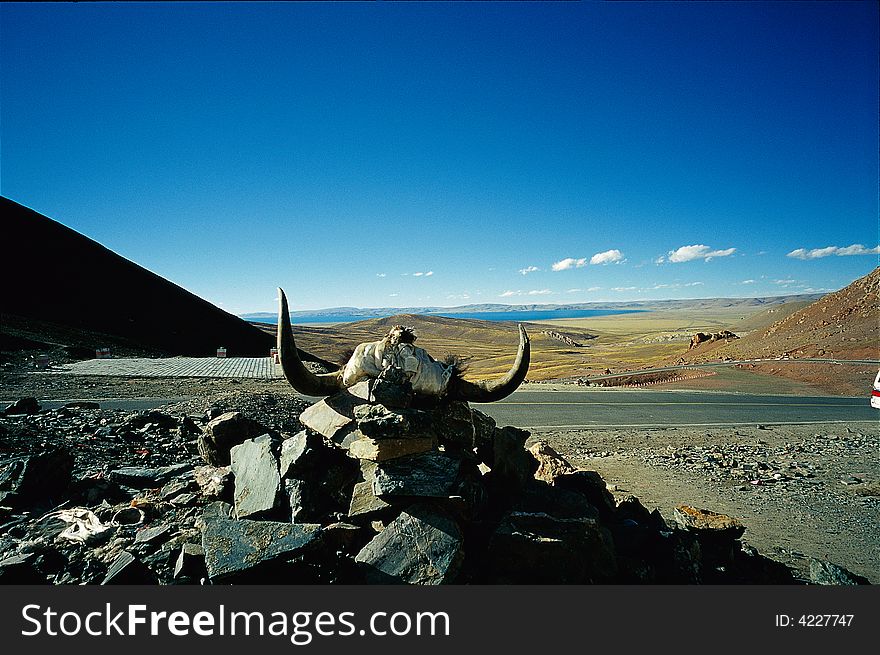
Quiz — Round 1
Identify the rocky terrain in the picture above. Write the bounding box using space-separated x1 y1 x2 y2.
687 266 879 363
1 385 873 585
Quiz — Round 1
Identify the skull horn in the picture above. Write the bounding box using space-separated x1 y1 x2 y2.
446 324 530 403
277 288 344 396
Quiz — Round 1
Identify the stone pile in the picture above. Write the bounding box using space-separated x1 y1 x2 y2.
0 390 870 585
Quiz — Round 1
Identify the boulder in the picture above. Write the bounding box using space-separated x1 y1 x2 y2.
3 397 41 415
194 465 232 500
673 505 745 540
198 411 267 466
0 447 74 508
348 481 392 519
471 409 496 464
372 452 461 498
487 510 617 584
348 437 435 462
355 504 463 584
229 435 281 519
809 559 869 585
134 524 174 546
528 442 576 484
352 403 437 440
101 551 157 585
554 470 617 522
278 430 316 478
201 517 322 581
278 431 359 524
430 401 475 450
487 426 537 490
298 382 371 443
173 543 206 581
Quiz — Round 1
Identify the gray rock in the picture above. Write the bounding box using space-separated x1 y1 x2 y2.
198 411 267 466
0 553 46 584
299 382 371 443
554 470 617 521
809 558 869 585
173 543 205 580
134 524 173 545
286 478 306 522
430 401 475 450
3 397 41 415
355 504 463 584
488 426 537 489
201 518 322 581
348 481 392 519
487 510 617 583
108 463 192 489
230 435 281 519
194 465 232 499
348 437 435 462
353 403 436 440
101 551 156 585
0 447 74 508
373 452 461 498
471 408 497 464
279 430 311 477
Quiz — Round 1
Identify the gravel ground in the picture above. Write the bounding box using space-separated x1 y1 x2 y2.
2 368 877 583
533 422 880 583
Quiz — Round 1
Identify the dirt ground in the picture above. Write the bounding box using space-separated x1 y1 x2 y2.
2 371 878 584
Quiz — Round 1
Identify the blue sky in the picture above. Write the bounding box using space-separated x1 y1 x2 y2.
2 2 878 314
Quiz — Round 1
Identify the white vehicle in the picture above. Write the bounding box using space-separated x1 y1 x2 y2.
872 370 880 410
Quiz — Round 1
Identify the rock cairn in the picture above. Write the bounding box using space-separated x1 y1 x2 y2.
0 391 869 585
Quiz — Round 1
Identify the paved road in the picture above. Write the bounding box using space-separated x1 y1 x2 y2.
10 389 877 429
476 390 878 429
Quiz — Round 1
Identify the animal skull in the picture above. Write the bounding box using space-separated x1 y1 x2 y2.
276 288 530 402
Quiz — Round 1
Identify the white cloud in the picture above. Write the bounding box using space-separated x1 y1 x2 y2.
774 279 797 286
500 290 520 297
787 244 880 259
527 289 552 296
519 266 540 275
611 286 637 291
587 286 602 292
376 273 386 278
590 249 624 265
666 244 736 263
684 281 704 287
425 271 434 276
566 288 582 293
740 279 756 284
389 293 399 297
551 257 587 271
412 272 424 277
654 256 666 265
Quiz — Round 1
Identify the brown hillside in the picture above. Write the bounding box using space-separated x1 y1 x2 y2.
687 267 879 362
286 313 598 381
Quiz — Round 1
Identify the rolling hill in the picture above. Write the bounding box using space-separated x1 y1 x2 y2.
686 266 879 362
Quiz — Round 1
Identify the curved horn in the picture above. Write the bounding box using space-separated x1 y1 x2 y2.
277 288 344 396
446 324 530 403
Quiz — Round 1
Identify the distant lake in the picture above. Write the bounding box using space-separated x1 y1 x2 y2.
247 308 644 325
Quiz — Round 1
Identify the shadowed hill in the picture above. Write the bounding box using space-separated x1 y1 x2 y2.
1 197 273 357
